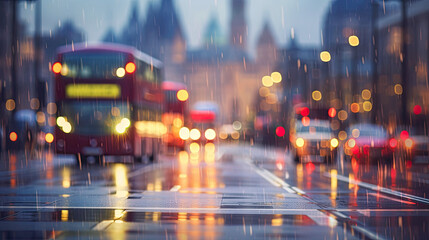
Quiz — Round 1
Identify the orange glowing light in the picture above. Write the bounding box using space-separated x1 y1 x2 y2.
350 103 360 113
328 108 336 118
177 89 189 102
45 133 54 143
52 62 62 74
125 62 136 73
9 132 18 142
302 116 310 126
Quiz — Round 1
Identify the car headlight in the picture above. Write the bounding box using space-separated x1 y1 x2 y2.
190 129 201 140
330 138 339 148
179 127 190 140
205 129 216 140
115 118 131 134
296 138 304 148
404 138 413 148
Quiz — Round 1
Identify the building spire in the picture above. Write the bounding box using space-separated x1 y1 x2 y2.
229 0 247 50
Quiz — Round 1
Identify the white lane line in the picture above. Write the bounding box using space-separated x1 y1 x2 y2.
92 220 114 231
367 192 416 205
324 172 429 204
170 185 181 192
352 225 385 240
291 187 306 194
255 169 282 187
261 169 290 187
283 186 296 193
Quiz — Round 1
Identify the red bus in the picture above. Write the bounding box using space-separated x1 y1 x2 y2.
161 81 188 150
53 43 164 164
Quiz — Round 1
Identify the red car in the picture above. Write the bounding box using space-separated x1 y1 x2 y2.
344 124 395 162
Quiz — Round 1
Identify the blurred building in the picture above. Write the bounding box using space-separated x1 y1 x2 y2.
110 0 279 128
322 0 374 123
377 0 429 132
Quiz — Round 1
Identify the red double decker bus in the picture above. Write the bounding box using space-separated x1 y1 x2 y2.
161 81 188 150
53 43 164 164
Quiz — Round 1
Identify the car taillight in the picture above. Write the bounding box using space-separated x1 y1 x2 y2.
9 132 18 142
389 138 397 148
404 138 413 148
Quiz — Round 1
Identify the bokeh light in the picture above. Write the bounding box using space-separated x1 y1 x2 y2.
320 51 331 62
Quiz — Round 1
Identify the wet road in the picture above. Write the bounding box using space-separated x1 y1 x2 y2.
0 144 428 239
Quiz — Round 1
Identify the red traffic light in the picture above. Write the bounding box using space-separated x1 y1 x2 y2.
276 126 285 137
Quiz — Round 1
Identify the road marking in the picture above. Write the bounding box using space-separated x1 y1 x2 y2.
352 225 385 240
324 172 429 204
291 187 306 194
170 185 181 192
92 220 114 231
283 186 295 193
367 192 416 205
255 169 281 187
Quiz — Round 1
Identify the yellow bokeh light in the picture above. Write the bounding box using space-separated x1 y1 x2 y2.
204 129 216 140
262 75 273 87
405 138 413 148
350 103 360 113
56 116 66 127
338 110 348 121
5 99 15 111
62 122 72 133
45 133 54 143
36 111 46 124
352 129 360 138
177 89 189 102
330 138 339 148
348 139 356 148
271 72 282 83
259 87 270 97
205 142 215 153
179 127 190 140
231 131 240 140
219 131 228 140
116 67 125 78
173 118 183 128
47 102 57 115
348 35 359 47
363 101 372 112
189 142 200 153
312 90 322 101
320 51 331 62
266 93 278 104
361 89 371 100
338 131 347 140
296 138 305 147
190 129 201 140
61 64 69 76
394 84 403 95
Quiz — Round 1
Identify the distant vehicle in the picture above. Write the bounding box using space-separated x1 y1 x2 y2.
6 110 37 152
344 124 395 162
162 81 188 150
393 127 429 163
53 43 164 164
290 120 338 163
180 101 219 147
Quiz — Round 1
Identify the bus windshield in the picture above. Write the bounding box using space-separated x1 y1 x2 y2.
58 101 130 136
61 52 127 79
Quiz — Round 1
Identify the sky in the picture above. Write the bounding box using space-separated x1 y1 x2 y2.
20 0 332 55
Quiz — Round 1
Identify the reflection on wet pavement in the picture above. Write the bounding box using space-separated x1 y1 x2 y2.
0 144 428 239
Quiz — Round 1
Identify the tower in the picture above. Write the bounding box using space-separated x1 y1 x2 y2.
229 0 247 50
